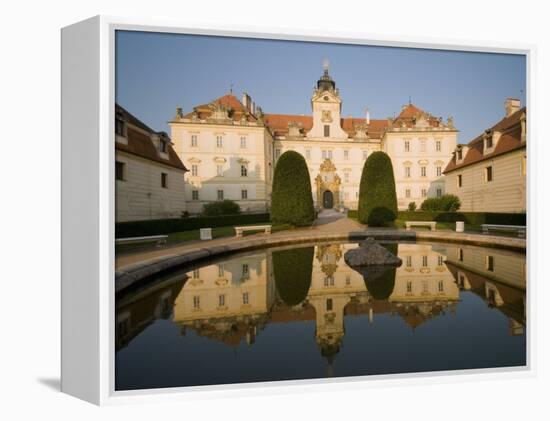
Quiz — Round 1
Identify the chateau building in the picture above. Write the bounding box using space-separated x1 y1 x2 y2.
169 63 458 213
115 104 188 222
444 99 527 213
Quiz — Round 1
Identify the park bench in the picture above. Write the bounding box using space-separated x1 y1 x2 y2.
405 221 437 231
481 224 526 238
115 235 168 247
234 225 272 238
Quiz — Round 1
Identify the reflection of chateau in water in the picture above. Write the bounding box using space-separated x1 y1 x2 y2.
116 243 526 357
444 244 526 335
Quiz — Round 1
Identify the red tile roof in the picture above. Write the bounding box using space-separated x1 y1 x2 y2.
183 94 258 122
263 113 389 139
115 104 188 171
443 107 526 174
392 103 443 128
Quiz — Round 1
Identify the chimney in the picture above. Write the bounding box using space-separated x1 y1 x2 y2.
505 98 521 117
365 108 370 125
252 101 256 115
242 92 251 111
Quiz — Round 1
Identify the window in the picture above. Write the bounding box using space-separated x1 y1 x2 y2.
438 256 444 266
161 173 168 188
421 166 427 177
344 172 350 183
241 189 248 199
438 281 444 292
405 166 411 178
363 150 368 160
216 165 224 176
218 265 224 277
486 256 494 272
458 248 464 261
240 165 248 177
193 269 200 278
159 139 168 153
457 149 463 160
275 148 281 159
326 298 333 311
324 275 334 287
322 150 333 160
422 281 429 294
422 256 428 267
218 294 225 307
193 295 200 309
485 166 493 182
115 118 125 136
324 125 330 137
406 256 412 267
115 161 125 181
420 140 426 152
345 275 351 285
191 164 198 177
405 189 411 198
404 140 410 152
240 136 247 148
242 292 249 305
192 190 199 200
216 135 223 148
457 174 462 188
406 282 412 293
437 188 442 198
421 189 427 198
436 166 442 177
217 189 224 200
344 150 349 160
436 140 441 152
242 264 249 279
306 149 311 160
486 136 493 149
191 134 198 147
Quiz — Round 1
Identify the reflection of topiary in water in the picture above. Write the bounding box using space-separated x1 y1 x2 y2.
273 246 314 306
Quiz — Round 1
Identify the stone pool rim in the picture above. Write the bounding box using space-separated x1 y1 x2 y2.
115 230 526 294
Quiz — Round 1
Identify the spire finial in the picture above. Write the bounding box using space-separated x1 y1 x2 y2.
409 96 412 105
230 83 233 94
323 58 330 75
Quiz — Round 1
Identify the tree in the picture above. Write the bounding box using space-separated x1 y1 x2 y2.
273 246 314 306
408 202 417 211
271 151 315 226
358 151 398 226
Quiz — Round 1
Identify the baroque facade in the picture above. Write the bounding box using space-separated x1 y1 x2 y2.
169 63 458 213
444 98 527 213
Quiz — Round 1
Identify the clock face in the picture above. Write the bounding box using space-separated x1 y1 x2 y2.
324 95 329 101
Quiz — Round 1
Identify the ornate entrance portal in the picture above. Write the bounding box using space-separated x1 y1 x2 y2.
323 191 334 209
315 159 341 209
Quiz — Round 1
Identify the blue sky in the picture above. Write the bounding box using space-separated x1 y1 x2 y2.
115 31 526 144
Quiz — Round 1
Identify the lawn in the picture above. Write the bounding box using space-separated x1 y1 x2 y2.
348 215 482 232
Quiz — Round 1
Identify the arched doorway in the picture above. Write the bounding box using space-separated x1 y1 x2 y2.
323 190 334 209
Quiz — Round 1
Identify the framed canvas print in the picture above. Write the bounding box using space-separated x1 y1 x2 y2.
61 15 533 405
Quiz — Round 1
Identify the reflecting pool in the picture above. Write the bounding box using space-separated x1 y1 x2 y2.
115 242 526 391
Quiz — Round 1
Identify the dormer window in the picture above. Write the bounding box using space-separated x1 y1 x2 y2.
457 148 463 161
115 117 125 136
159 138 168 153
485 134 493 149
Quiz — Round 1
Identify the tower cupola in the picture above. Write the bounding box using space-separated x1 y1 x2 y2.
317 58 336 92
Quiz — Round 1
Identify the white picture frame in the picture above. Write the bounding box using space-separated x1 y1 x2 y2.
61 15 535 405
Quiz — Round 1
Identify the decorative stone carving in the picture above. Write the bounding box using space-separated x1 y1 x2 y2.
287 121 302 137
175 107 183 119
447 116 455 129
321 110 333 123
320 158 337 172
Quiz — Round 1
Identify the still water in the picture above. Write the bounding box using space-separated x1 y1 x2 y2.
115 242 526 391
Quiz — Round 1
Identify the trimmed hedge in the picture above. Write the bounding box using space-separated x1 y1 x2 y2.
202 200 240 216
273 246 314 306
271 151 315 226
115 213 270 238
396 211 526 226
358 151 398 226
420 194 461 212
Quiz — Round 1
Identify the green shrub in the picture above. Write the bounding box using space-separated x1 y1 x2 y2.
115 213 270 238
420 194 461 212
358 151 398 226
271 151 314 226
397 211 526 226
408 202 417 211
202 199 241 216
273 246 314 306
